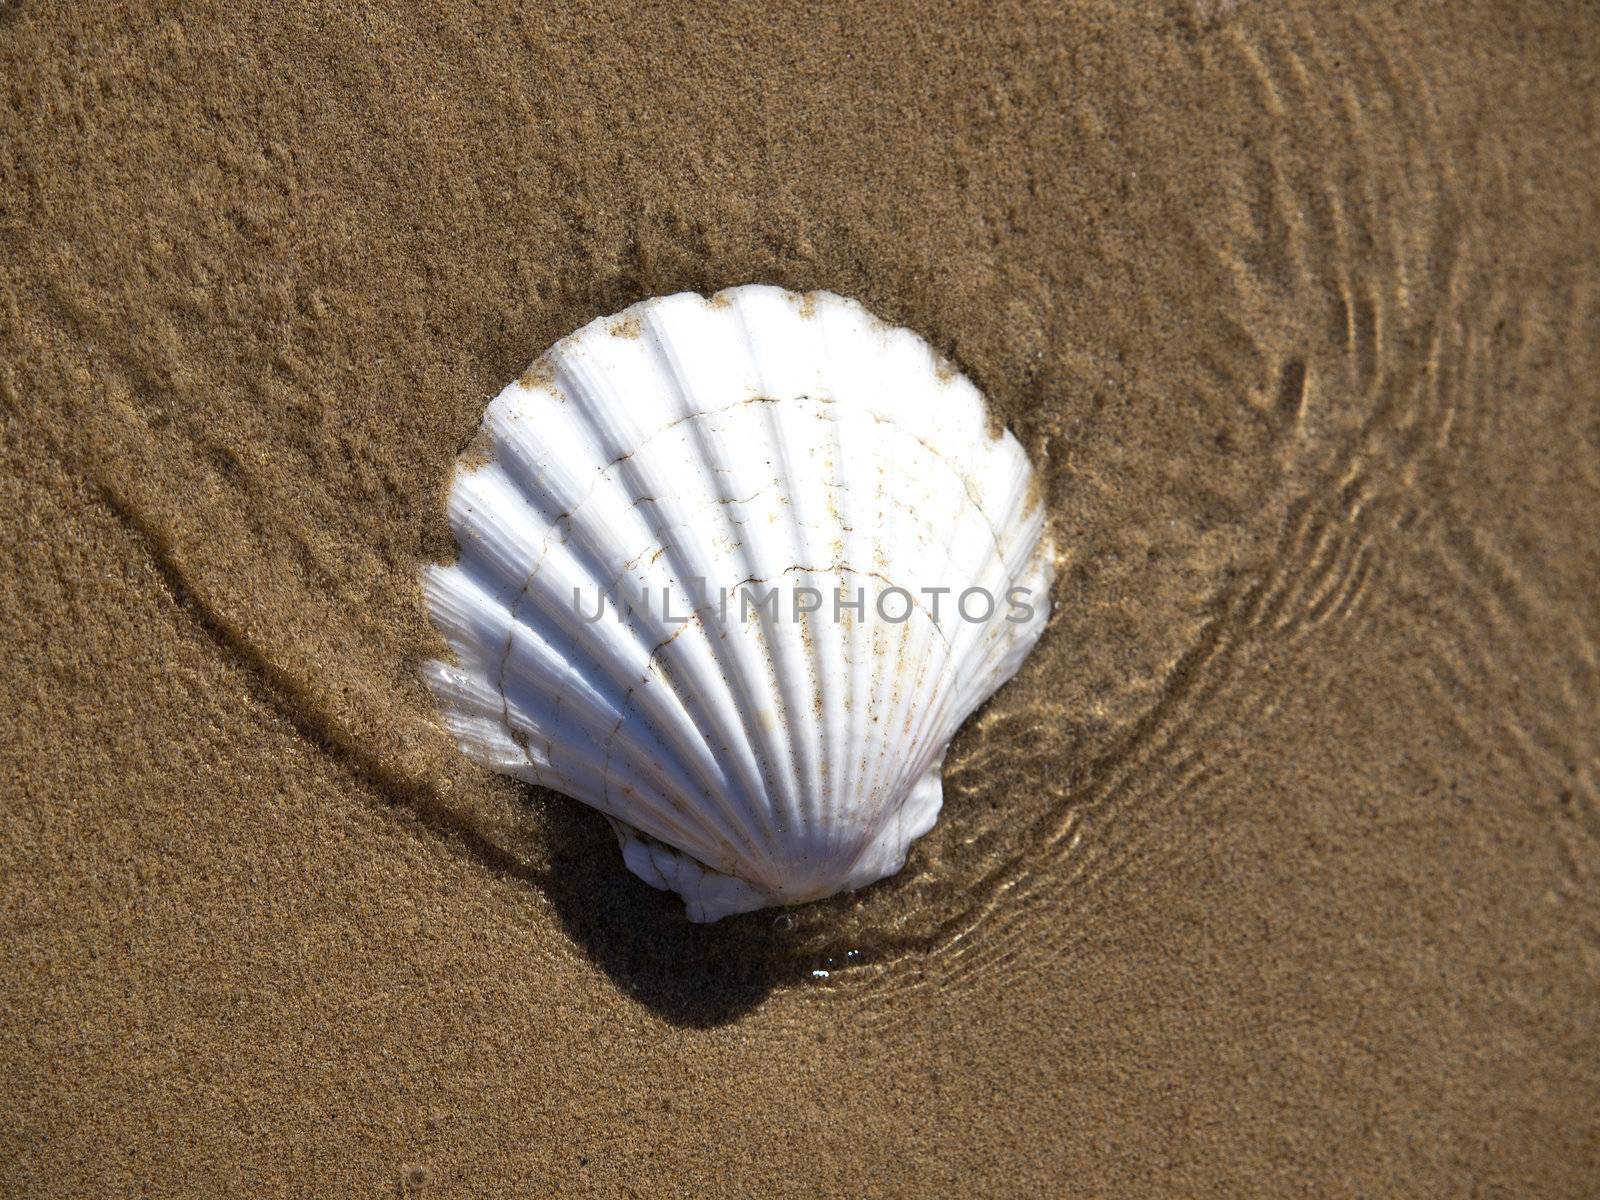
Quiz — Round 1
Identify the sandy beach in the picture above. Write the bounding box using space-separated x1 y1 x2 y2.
3 1 1598 1194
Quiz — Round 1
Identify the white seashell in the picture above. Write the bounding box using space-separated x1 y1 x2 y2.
423 285 1053 921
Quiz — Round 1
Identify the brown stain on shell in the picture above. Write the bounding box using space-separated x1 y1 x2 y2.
518 357 557 391
456 423 497 474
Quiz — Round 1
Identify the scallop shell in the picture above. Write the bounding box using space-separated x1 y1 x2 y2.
423 285 1053 921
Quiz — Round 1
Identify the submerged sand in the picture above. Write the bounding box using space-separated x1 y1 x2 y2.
3 1 1598 1195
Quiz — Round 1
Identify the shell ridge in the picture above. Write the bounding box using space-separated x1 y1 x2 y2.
827 298 958 871
469 497 747 852
850 430 916 869
554 332 781 874
729 289 821 873
425 286 1055 920
900 573 1042 787
627 302 798 878
854 399 966 840
490 355 776 865
490 608 733 851
506 381 1017 604
438 531 752 862
815 309 880 874
615 299 800 881
894 472 1052 785
691 295 811 870
531 350 1037 891
526 384 989 894
816 386 855 859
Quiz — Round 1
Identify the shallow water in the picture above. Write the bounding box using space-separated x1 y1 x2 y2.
4 1 1596 1194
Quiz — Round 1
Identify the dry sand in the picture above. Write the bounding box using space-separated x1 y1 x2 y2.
3 1 1598 1195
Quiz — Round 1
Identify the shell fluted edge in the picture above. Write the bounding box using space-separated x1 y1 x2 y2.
423 285 1053 921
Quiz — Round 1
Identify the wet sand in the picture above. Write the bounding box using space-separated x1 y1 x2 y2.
3 1 1598 1195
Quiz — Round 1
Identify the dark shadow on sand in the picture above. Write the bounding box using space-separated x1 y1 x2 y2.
529 791 829 1027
